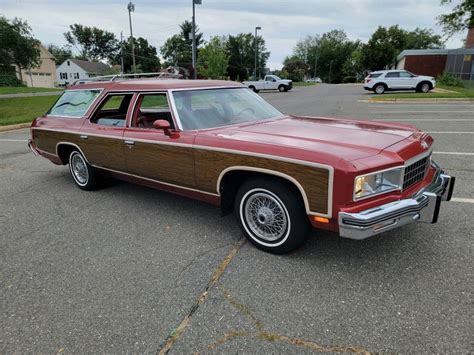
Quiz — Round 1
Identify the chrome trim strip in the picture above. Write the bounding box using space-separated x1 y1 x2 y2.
92 165 220 197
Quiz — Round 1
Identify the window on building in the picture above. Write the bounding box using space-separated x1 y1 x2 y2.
60 72 68 80
74 73 79 79
67 61 70 66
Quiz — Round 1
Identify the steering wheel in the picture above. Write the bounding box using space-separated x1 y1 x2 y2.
236 107 255 117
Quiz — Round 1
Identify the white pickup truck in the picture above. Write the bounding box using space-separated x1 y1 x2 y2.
243 75 293 93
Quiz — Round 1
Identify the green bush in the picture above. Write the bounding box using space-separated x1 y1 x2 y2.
0 74 25 87
437 72 464 87
343 76 357 83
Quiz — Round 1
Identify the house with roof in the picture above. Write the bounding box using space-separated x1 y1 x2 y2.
56 58 110 86
14 44 57 88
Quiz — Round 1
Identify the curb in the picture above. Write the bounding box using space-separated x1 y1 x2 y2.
0 123 31 133
368 98 474 104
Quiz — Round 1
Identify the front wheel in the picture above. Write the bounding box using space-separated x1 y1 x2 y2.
69 149 100 190
419 82 431 93
234 178 309 254
278 85 286 92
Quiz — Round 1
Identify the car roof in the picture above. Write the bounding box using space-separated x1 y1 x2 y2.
67 79 244 91
371 69 407 74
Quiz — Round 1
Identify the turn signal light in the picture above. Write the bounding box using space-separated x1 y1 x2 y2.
313 216 329 224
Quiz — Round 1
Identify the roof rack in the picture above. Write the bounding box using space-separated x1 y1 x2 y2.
71 72 179 86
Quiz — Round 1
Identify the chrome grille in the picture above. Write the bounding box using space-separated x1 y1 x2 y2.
403 155 430 190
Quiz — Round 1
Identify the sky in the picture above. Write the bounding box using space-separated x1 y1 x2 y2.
0 0 466 69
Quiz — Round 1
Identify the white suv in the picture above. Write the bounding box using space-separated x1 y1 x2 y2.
364 70 435 94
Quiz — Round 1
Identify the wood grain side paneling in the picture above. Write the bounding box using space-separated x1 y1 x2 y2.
124 142 195 188
194 149 329 214
33 130 80 156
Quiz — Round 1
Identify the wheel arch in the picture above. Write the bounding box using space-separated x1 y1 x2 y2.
56 142 90 165
217 166 310 216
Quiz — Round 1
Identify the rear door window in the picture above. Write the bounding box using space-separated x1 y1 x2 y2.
90 94 134 126
47 90 101 117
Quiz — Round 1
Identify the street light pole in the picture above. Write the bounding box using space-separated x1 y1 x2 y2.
192 0 202 79
120 31 124 75
314 54 318 79
329 60 333 84
254 26 261 80
127 1 136 73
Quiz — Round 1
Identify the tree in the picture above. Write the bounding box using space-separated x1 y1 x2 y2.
290 30 359 83
160 20 203 70
113 37 160 73
438 0 474 38
226 33 269 81
47 44 72 65
198 36 229 79
64 24 118 61
0 16 41 81
360 25 444 71
282 57 308 82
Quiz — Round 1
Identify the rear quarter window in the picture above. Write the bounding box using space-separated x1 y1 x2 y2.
47 90 101 117
368 73 382 78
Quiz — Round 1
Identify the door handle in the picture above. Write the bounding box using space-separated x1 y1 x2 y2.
124 140 135 147
79 135 88 140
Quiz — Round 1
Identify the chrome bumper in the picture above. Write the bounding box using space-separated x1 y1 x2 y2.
27 139 40 156
338 168 455 240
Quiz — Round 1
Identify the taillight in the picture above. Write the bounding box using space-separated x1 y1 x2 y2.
366 79 371 83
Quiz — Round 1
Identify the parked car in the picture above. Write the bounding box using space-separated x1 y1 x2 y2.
243 75 292 92
28 79 455 254
364 70 436 94
305 77 322 83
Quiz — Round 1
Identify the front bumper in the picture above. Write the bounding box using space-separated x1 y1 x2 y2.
338 167 455 240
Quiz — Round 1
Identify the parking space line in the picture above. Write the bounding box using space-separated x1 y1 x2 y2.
0 139 28 142
433 151 474 156
372 118 473 121
426 132 474 134
451 198 474 204
370 111 474 114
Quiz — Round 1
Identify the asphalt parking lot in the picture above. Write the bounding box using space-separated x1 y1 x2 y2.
1 84 472 353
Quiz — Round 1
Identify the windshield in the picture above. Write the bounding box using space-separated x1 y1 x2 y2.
47 90 101 117
172 88 284 130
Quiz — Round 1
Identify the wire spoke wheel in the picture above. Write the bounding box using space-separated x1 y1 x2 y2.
243 191 289 242
70 152 89 186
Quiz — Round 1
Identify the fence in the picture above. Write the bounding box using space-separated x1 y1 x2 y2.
445 48 474 88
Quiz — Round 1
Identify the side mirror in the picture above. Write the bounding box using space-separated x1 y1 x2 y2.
153 119 170 130
152 119 179 139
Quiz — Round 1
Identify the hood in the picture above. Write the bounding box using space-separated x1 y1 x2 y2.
206 116 417 162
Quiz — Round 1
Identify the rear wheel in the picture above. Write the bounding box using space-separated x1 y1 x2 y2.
374 84 385 94
68 149 100 190
234 178 309 254
249 85 259 93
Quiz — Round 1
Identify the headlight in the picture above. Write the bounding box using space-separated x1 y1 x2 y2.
354 168 403 200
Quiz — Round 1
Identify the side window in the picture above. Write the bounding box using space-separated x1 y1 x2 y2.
133 93 174 129
368 73 382 78
91 94 133 127
400 71 414 78
47 90 101 117
385 72 400 78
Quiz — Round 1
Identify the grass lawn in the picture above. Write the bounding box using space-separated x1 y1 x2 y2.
293 82 319 87
0 86 63 95
371 85 474 100
0 96 58 126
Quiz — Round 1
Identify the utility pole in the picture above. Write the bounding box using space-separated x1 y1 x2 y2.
120 31 124 75
329 60 333 84
254 26 261 80
314 54 318 78
192 0 202 79
127 1 136 73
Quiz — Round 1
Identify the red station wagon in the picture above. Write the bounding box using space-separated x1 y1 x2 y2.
28 79 455 254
